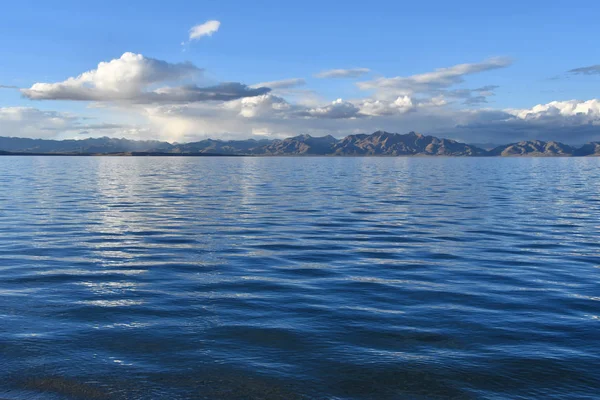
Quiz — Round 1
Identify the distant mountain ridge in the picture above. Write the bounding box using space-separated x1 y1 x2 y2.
488 140 576 157
330 131 486 156
260 134 339 155
1 132 600 156
0 136 173 154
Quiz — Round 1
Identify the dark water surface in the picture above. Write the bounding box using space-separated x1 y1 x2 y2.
1 156 599 399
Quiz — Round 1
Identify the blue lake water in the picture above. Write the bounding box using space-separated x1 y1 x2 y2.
0 156 599 399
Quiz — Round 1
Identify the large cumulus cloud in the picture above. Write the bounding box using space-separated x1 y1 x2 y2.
21 52 269 103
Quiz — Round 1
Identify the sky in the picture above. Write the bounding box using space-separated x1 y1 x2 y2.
0 0 599 145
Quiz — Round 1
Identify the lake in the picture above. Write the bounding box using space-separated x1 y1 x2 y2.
0 156 599 399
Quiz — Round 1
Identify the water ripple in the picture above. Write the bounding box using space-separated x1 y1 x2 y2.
1 156 599 399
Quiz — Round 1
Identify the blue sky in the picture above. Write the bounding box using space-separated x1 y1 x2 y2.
1 0 599 144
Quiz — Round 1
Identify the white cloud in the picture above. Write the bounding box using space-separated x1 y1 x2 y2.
21 52 269 103
315 68 370 79
142 99 454 142
22 52 199 100
358 96 415 116
357 57 511 100
418 95 448 108
229 94 292 118
441 85 500 105
507 99 600 121
568 65 600 75
251 78 306 90
441 99 600 145
0 107 133 139
140 95 600 145
189 20 221 40
146 82 270 103
303 99 361 119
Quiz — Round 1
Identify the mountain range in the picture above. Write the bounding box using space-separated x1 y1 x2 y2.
1 131 600 156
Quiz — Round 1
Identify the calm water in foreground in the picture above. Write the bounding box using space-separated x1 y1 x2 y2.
0 156 599 399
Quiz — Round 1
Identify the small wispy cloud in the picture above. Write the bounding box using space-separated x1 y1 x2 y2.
251 78 306 89
568 65 600 75
357 57 512 101
315 68 370 79
544 75 563 81
189 20 221 41
0 85 19 89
